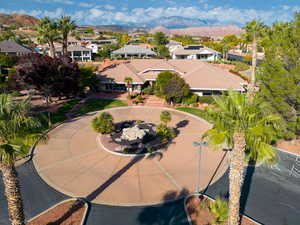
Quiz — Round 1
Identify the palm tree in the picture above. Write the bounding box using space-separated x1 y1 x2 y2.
124 77 133 94
57 16 77 56
36 17 60 58
0 94 41 225
245 20 265 95
203 91 281 225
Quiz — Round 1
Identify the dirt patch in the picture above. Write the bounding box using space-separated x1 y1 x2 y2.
276 139 300 156
27 199 87 225
186 195 258 225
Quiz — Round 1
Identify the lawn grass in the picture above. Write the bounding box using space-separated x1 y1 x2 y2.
50 99 80 124
176 107 209 120
35 99 80 131
77 98 128 115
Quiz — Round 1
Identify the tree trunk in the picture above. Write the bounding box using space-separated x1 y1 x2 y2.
63 33 68 56
228 132 246 225
0 163 25 225
49 41 56 58
249 34 257 98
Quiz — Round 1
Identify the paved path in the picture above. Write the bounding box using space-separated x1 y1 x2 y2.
33 107 228 206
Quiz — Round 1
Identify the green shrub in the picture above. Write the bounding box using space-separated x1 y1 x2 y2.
208 199 229 224
132 95 144 104
198 96 215 104
146 146 155 153
156 124 175 143
183 93 198 105
234 61 250 71
92 112 115 134
160 111 171 125
143 86 154 95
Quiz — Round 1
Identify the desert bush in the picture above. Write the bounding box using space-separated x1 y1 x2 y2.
92 112 115 134
208 199 229 225
156 124 175 143
160 111 171 125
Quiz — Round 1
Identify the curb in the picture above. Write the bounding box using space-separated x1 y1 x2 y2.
27 198 89 225
276 148 300 158
183 193 263 225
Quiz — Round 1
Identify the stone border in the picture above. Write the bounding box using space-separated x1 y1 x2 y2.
27 198 89 225
183 193 263 225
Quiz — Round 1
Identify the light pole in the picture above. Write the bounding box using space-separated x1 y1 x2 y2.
193 141 208 194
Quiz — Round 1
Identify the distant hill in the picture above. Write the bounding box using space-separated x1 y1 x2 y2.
0 14 39 27
138 16 218 29
94 25 138 33
150 25 244 38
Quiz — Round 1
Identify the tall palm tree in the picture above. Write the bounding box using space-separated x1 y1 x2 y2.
57 16 77 56
245 20 265 96
124 77 133 94
203 91 281 225
0 94 41 225
36 17 60 58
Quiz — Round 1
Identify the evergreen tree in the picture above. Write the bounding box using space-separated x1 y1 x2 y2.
258 14 300 139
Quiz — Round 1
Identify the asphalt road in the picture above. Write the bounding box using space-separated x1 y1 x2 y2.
1 150 300 225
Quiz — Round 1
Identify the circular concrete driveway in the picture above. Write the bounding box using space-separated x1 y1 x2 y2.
33 107 228 206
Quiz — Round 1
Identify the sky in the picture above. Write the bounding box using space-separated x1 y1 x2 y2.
1 0 300 26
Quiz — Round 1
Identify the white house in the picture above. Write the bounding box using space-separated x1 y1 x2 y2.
172 45 220 61
55 46 92 62
111 45 157 59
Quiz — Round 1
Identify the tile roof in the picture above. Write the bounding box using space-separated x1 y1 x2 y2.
98 59 246 91
0 40 33 54
112 45 157 55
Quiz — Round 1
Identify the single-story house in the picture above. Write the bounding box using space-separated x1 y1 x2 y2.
55 46 92 62
111 45 157 59
97 59 247 95
166 40 182 53
171 45 221 61
86 39 117 54
0 40 33 56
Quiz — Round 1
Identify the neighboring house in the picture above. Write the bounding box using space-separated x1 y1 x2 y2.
166 40 182 53
97 59 246 95
111 45 157 59
86 39 117 54
55 46 92 62
171 45 220 61
67 37 82 46
0 40 33 56
228 50 264 65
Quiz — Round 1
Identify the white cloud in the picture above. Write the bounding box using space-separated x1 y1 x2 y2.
79 3 94 8
0 5 296 26
280 5 290 10
34 0 74 5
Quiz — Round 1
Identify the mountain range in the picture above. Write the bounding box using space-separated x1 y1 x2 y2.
0 14 244 37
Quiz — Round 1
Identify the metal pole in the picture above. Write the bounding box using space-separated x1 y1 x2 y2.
196 144 202 193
